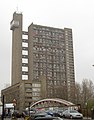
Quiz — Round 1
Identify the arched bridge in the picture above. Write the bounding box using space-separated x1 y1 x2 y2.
30 98 75 109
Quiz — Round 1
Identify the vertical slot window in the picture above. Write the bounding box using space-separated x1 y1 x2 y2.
22 42 28 47
22 50 28 55
22 66 28 72
22 34 28 39
22 75 28 80
22 58 28 63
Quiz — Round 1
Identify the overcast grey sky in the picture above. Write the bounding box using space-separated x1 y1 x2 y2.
0 0 94 90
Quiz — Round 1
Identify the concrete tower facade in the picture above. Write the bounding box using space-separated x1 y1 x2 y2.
10 12 23 85
10 12 75 102
1 12 75 111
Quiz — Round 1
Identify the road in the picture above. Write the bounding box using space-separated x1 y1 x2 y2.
0 118 92 120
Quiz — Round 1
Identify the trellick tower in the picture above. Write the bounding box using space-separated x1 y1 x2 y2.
10 12 75 103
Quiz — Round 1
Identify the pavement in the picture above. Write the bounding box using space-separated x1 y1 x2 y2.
1 118 24 120
0 118 24 120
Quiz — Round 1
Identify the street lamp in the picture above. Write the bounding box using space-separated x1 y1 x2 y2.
29 102 31 117
0 95 5 120
2 95 4 120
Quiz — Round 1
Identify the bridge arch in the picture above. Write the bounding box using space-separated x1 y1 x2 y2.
30 98 75 108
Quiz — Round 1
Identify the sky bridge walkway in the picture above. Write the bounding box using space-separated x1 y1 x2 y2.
30 98 75 109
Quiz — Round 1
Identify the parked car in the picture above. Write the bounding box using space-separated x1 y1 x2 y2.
62 110 83 119
30 112 63 120
46 111 61 117
35 117 63 120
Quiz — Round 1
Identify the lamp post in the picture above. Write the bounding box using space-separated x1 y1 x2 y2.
2 95 4 120
29 102 31 117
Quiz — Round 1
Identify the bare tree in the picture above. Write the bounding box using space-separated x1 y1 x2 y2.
81 79 94 106
75 82 82 104
75 79 94 106
87 80 94 99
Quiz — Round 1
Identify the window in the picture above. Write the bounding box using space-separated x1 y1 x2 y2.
35 30 38 34
22 50 28 55
22 34 28 39
22 66 28 71
32 92 40 96
39 38 42 43
25 84 32 87
32 83 41 87
32 97 41 100
22 42 28 47
25 88 32 91
22 58 28 63
22 75 28 80
32 88 41 92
